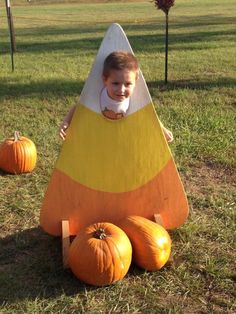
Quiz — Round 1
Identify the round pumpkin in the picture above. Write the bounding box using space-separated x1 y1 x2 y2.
0 131 37 174
118 216 171 271
68 222 132 286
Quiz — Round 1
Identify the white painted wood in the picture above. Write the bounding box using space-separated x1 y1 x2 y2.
79 23 152 115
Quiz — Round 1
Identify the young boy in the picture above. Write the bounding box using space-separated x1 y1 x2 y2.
59 51 173 142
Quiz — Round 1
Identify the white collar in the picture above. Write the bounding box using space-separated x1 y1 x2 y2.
100 87 130 114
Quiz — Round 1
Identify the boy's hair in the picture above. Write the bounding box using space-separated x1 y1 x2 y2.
103 51 139 79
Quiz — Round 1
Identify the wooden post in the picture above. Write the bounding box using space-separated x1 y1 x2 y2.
5 0 16 71
154 213 164 226
62 220 70 269
164 12 169 84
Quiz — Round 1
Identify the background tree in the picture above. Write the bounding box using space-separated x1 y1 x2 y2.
153 0 175 84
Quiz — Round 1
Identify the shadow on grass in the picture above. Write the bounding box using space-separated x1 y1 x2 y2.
0 227 88 302
11 29 235 54
0 227 148 303
0 78 84 100
147 77 236 91
0 76 235 104
15 23 108 37
1 19 235 55
11 15 236 38
0 169 9 176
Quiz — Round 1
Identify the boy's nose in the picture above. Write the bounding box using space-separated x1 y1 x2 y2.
120 85 126 93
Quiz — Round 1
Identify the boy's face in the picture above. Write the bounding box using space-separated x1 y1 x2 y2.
103 69 137 102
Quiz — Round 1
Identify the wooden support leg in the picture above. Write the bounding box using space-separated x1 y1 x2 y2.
154 213 164 226
62 220 70 269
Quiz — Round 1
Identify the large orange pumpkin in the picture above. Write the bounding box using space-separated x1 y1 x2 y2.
68 222 132 286
0 131 37 174
118 216 171 271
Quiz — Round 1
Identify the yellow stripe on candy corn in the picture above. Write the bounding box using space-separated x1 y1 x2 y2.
56 103 171 193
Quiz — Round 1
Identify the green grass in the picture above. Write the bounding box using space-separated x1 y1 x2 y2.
0 0 235 313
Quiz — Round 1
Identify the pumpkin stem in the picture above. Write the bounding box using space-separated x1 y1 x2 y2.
93 228 107 239
14 131 21 142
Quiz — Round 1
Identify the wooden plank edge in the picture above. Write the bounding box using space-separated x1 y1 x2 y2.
62 220 70 269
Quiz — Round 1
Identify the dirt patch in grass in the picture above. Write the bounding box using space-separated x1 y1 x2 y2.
184 161 235 198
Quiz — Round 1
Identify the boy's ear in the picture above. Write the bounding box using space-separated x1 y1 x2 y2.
135 72 139 80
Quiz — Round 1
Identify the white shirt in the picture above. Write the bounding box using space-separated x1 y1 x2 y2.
100 87 130 115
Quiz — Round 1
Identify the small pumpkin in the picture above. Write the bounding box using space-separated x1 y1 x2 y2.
68 222 132 286
0 131 37 174
118 215 171 271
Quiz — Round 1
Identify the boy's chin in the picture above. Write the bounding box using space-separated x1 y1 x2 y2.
114 96 127 102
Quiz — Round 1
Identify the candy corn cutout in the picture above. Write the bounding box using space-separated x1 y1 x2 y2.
40 23 189 236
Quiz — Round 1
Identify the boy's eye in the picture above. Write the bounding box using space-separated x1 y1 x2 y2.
125 82 133 87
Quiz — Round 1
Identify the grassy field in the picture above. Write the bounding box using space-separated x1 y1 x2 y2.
0 0 235 313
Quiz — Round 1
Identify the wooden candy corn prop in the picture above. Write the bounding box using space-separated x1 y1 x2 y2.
40 23 189 238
